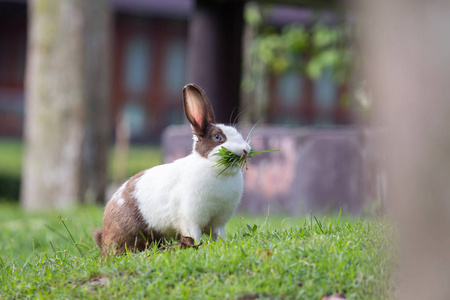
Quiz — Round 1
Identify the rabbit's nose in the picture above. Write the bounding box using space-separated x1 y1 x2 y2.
243 149 248 155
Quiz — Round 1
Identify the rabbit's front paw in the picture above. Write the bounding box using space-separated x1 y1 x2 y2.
213 226 227 240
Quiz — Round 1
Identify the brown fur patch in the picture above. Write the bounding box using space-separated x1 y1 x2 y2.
195 125 227 158
96 171 163 255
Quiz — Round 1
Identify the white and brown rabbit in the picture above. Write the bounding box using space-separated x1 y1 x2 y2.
94 83 251 255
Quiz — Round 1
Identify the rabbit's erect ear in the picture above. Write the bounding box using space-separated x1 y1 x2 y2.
183 84 216 136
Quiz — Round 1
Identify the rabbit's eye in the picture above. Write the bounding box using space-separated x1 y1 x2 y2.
214 134 223 141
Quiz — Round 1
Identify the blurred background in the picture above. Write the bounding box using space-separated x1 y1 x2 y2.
0 0 376 215
3 1 450 297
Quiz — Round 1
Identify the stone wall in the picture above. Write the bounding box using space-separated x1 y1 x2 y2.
162 125 377 215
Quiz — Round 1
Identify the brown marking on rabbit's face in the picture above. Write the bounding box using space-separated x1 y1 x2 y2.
99 171 163 255
195 125 227 158
183 84 249 160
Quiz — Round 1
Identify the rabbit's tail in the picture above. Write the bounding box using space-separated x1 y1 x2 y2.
93 228 104 252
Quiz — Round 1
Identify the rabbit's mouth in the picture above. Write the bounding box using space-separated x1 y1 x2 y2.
212 146 251 176
213 145 279 177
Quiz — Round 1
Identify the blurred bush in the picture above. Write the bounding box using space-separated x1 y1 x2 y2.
244 5 354 84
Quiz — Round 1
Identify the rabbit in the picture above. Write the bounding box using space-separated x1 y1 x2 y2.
94 83 251 255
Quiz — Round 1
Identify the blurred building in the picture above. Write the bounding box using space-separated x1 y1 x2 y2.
0 0 351 142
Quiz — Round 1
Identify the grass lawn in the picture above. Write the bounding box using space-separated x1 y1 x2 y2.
0 138 162 201
0 204 393 299
0 139 23 177
0 138 162 179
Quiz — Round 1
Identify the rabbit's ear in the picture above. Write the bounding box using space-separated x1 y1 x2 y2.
183 84 216 136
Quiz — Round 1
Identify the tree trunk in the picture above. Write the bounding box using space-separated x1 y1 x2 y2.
22 0 111 209
80 0 111 204
362 0 450 299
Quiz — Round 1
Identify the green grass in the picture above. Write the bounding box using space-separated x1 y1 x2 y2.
120 145 162 178
0 139 24 200
0 139 162 201
0 204 393 299
0 138 162 179
0 139 23 176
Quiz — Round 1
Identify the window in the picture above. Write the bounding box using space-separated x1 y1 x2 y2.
314 68 336 125
165 109 184 125
124 35 151 93
122 103 146 138
314 68 336 109
277 70 303 107
163 39 186 97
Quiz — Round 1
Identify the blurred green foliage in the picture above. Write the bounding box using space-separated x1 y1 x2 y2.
244 5 353 85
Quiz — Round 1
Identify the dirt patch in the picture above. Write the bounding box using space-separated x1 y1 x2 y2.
83 274 109 289
236 293 272 300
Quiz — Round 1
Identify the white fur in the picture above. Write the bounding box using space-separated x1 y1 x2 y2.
106 83 251 244
131 124 250 242
212 125 251 158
